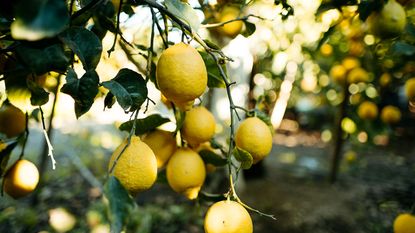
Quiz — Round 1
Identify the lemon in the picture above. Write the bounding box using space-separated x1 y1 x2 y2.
219 6 243 38
142 129 177 168
368 0 407 38
380 73 392 87
0 103 26 138
405 78 415 101
235 117 272 164
204 200 253 233
330 65 347 84
108 136 157 195
320 44 333 56
156 43 207 111
347 67 369 83
381 105 401 124
166 148 206 199
181 106 216 147
393 213 415 233
357 101 378 120
3 159 39 199
342 57 361 71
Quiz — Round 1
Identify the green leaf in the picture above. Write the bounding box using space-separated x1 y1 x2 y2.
15 43 70 75
198 149 227 167
61 68 100 118
391 42 415 57
242 21 256 37
59 27 103 70
104 176 135 233
199 51 226 88
119 114 170 135
11 0 69 41
0 140 18 178
27 80 49 106
233 147 253 169
358 0 383 21
165 0 200 32
104 92 116 110
101 68 148 112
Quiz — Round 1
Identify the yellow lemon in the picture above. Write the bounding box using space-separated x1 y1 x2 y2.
108 136 157 195
219 6 243 38
0 103 26 138
3 159 39 199
381 105 401 124
320 44 333 56
142 129 177 168
235 117 272 164
204 200 253 233
393 213 415 233
368 0 407 38
342 57 361 71
347 67 369 83
405 78 415 101
380 73 392 87
181 106 216 147
357 101 378 120
166 148 206 199
156 43 207 111
330 65 347 84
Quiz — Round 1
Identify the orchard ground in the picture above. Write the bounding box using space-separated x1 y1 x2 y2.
0 118 413 233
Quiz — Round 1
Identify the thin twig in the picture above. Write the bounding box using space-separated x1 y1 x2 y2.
18 113 29 160
147 8 156 82
107 0 123 57
201 14 267 28
152 8 169 49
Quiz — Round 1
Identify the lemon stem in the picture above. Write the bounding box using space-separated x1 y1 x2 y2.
109 110 139 174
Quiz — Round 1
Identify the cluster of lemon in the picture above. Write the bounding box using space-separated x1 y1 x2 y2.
0 103 39 199
108 43 273 232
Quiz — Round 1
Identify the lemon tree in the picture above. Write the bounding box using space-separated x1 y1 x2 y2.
1 0 413 232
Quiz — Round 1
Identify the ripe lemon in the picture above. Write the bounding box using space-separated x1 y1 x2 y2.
156 43 207 111
393 213 415 233
0 103 26 138
381 105 401 124
108 136 157 195
3 159 39 199
204 200 253 233
342 57 361 71
219 6 243 38
405 78 415 101
330 65 347 84
320 44 333 56
347 67 369 83
142 129 177 168
357 101 378 120
235 117 272 164
166 148 206 200
380 73 392 87
368 0 407 38
181 106 216 147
